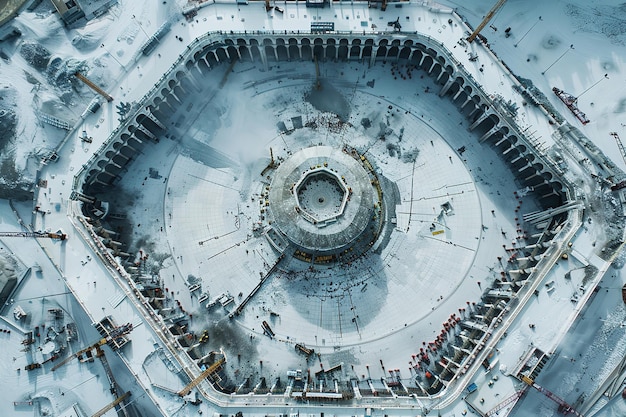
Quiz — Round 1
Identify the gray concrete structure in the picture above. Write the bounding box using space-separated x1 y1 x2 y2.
268 146 376 260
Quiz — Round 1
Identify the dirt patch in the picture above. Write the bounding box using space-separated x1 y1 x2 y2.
305 79 351 122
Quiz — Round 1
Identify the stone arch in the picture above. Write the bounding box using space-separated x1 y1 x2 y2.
185 60 202 79
193 50 205 62
362 45 372 58
206 51 218 67
227 45 239 61
494 138 513 152
388 45 399 59
314 44 324 59
302 44 312 60
173 85 186 101
475 114 500 135
531 163 545 174
326 44 336 60
250 45 261 61
87 169 99 180
175 70 189 82
338 44 348 60
119 145 137 158
216 47 228 62
145 105 167 122
421 54 434 71
101 164 122 176
409 49 423 65
426 47 438 57
463 96 482 116
350 45 360 59
152 97 174 117
111 153 129 166
237 38 247 45
276 38 286 45
513 143 527 155
277 45 289 61
196 58 210 75
249 39 259 46
263 38 274 46
288 38 298 45
265 45 276 61
399 47 411 60
376 46 387 58
161 88 181 107
136 114 162 136
438 70 451 85
379 39 388 47
239 45 251 61
446 80 463 98
429 61 442 77
289 44 300 60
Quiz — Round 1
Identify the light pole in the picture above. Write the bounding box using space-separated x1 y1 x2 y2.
514 16 542 48
132 14 150 39
575 73 609 101
100 44 125 70
542 44 574 75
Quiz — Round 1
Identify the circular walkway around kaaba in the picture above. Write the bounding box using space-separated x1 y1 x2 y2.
268 146 376 257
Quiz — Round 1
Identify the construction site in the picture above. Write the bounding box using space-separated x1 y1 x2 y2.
1 0 626 416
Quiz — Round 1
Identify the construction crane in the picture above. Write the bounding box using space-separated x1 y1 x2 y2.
74 72 114 102
486 386 529 416
611 132 626 166
51 323 133 372
467 0 507 43
520 375 584 416
91 391 130 417
94 345 131 417
260 147 276 177
178 357 225 397
0 231 67 240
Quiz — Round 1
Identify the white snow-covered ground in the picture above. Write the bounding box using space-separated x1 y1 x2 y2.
0 0 626 416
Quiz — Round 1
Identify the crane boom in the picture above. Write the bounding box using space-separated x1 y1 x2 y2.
178 357 225 397
91 391 130 417
0 231 67 240
487 387 528 415
521 375 584 416
611 132 626 166
74 72 114 102
467 0 507 43
51 323 133 371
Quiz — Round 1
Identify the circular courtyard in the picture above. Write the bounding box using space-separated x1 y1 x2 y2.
154 61 515 351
